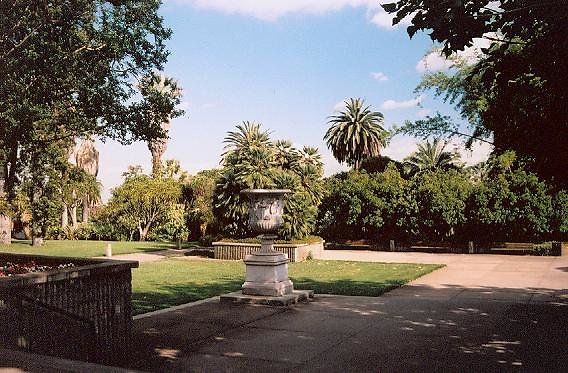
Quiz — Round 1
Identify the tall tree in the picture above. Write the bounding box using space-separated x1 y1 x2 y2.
383 0 568 187
324 98 388 170
75 137 100 224
1 0 174 201
138 73 184 178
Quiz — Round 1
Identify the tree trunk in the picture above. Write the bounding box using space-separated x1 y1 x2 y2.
31 224 43 246
62 203 69 228
68 188 78 227
4 144 19 202
138 224 149 241
82 197 89 223
70 204 78 228
151 152 162 178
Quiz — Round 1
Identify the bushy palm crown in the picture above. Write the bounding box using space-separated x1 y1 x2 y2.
222 121 271 163
403 138 461 176
215 122 324 239
325 98 387 169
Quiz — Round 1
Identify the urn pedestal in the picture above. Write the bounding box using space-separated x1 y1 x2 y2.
241 235 294 297
220 189 313 306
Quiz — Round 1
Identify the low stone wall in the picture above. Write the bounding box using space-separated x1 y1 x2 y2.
213 240 324 262
0 253 138 365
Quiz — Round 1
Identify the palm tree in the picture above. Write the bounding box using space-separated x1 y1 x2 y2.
222 121 271 163
75 137 100 223
403 138 461 176
140 73 183 178
324 98 388 169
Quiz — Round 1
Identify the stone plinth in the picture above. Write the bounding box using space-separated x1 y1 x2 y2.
242 251 294 297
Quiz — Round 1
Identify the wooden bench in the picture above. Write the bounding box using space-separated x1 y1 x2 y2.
503 242 535 250
490 242 535 255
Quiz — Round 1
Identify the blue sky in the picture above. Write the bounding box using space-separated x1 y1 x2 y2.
97 0 491 200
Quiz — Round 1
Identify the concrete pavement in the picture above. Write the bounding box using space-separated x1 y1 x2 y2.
125 251 568 372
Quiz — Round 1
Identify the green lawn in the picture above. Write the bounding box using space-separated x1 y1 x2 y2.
132 258 442 315
0 240 183 258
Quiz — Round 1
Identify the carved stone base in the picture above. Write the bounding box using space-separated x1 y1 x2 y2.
242 252 294 297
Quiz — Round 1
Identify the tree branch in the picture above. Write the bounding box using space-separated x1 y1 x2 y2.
482 35 526 45
449 130 494 146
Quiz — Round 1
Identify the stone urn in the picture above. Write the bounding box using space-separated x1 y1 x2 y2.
240 189 293 296
242 189 289 248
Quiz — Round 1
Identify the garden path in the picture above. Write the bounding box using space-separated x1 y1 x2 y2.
125 250 568 372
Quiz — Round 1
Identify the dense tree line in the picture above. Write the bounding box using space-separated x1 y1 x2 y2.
318 151 567 244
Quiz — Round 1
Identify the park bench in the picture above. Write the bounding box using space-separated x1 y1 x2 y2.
490 242 535 255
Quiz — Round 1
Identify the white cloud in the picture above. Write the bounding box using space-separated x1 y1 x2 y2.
369 9 411 30
382 136 492 165
333 99 348 111
416 51 454 73
416 108 432 118
459 36 493 63
416 34 496 73
382 136 418 161
381 95 425 110
450 140 493 166
172 0 411 31
171 0 378 21
370 71 388 82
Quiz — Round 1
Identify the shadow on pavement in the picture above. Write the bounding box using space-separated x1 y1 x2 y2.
121 283 568 372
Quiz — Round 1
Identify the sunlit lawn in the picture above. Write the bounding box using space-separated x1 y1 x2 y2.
0 240 444 315
132 258 442 315
0 239 187 258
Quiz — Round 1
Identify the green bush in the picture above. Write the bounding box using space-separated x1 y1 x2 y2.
213 123 324 240
317 164 416 242
317 151 559 244
218 235 323 245
464 153 553 242
413 169 472 241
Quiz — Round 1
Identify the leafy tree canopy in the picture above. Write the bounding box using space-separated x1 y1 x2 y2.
104 172 183 241
385 1 568 187
0 0 176 199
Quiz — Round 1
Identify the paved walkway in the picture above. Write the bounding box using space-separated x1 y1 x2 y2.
124 250 568 372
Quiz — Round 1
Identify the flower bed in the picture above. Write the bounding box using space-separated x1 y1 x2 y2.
0 259 75 277
0 253 138 365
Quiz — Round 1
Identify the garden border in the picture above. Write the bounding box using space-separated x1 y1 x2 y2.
212 240 324 262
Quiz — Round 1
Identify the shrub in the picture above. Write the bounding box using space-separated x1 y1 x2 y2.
317 164 416 242
465 164 552 242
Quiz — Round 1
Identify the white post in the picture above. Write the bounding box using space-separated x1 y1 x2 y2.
105 242 112 257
